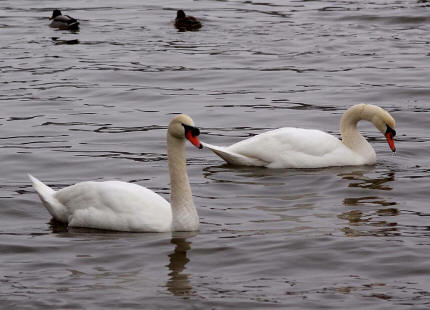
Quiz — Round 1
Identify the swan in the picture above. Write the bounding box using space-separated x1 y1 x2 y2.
49 9 80 31
174 10 202 31
203 104 396 168
29 114 203 232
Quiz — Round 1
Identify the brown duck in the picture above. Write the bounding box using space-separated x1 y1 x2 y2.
174 10 202 31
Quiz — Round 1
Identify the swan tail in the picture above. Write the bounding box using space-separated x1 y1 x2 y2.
28 174 68 223
202 142 268 166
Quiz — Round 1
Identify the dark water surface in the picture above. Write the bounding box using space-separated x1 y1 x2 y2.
1 0 429 309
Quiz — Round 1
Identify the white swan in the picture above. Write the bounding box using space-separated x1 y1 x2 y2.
29 114 203 232
203 104 396 168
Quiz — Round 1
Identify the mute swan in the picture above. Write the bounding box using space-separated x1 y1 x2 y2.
29 114 203 232
175 10 202 31
49 9 79 31
203 104 396 168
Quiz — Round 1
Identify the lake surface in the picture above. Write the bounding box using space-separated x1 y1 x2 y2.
1 0 429 309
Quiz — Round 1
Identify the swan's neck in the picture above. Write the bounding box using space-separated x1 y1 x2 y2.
340 104 375 158
167 134 199 231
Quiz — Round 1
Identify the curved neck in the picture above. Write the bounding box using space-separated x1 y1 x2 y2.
340 104 374 156
167 133 199 231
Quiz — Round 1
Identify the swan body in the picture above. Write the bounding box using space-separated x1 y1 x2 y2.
203 128 373 168
29 178 172 232
49 9 80 30
203 104 396 169
29 114 203 232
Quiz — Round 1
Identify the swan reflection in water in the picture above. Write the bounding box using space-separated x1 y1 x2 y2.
338 169 395 191
338 169 399 237
166 232 196 297
48 224 196 297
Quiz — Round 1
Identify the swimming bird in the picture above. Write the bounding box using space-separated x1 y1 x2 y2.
203 104 396 168
29 114 203 232
49 9 80 30
174 10 202 31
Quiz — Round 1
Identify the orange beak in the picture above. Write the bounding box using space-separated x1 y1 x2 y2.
385 131 396 152
186 130 203 149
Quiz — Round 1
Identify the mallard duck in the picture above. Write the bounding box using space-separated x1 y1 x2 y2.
174 10 202 31
49 9 80 31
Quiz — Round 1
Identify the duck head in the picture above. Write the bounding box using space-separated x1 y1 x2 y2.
176 10 186 19
50 9 62 20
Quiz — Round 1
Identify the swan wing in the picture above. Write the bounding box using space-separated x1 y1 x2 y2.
30 175 172 232
55 180 172 232
202 142 268 166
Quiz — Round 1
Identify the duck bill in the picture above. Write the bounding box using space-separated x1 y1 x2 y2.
385 132 396 152
186 131 203 149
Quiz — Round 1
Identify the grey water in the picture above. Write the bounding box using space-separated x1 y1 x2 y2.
1 0 429 309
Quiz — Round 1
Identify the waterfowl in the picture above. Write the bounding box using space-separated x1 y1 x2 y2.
49 9 80 30
29 114 203 232
175 10 202 31
203 104 396 168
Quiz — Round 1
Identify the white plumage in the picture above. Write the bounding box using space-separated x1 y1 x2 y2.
29 114 202 232
204 104 396 168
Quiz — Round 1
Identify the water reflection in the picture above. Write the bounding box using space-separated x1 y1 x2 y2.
48 219 147 237
338 169 399 237
51 37 80 45
202 164 289 185
343 196 396 207
49 222 197 296
166 233 196 297
338 169 395 191
49 218 68 233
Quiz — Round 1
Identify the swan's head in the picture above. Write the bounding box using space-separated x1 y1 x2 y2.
168 114 203 149
364 104 396 152
50 9 62 20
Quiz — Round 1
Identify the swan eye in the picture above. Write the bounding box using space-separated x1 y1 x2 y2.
385 125 396 137
182 124 200 137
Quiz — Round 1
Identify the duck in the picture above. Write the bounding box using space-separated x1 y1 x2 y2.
174 10 202 31
29 114 203 232
49 9 80 30
202 104 396 168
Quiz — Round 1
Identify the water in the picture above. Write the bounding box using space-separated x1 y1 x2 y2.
1 0 429 308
